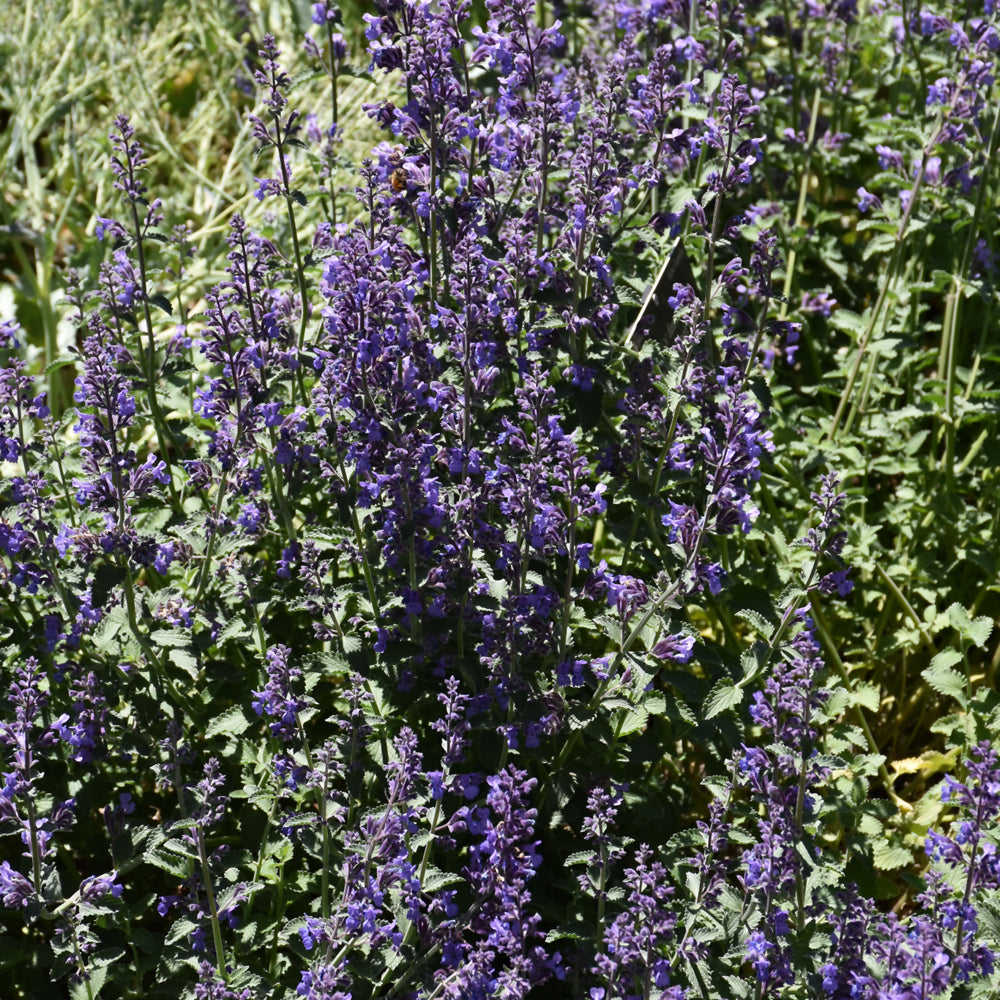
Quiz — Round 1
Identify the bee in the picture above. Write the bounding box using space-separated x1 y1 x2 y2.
390 167 408 193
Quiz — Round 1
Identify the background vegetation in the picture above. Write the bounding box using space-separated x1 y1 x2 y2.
1 0 999 997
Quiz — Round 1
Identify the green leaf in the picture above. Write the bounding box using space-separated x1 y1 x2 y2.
946 602 994 649
615 706 648 737
923 654 968 707
849 753 887 777
828 308 866 336
736 608 773 637
422 866 464 893
872 838 914 870
44 353 78 375
855 219 897 235
704 678 743 719
144 843 190 879
70 965 108 999
149 628 191 648
863 232 896 261
169 647 199 680
93 606 128 652
216 615 251 644
644 692 667 717
207 704 253 738
720 974 753 1000
930 648 962 670
217 881 262 913
148 293 173 316
90 947 126 970
850 683 881 713
595 614 622 646
739 641 770 684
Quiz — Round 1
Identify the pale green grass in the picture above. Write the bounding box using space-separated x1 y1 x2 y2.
1 0 389 360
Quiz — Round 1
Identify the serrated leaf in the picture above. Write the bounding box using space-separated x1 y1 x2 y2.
850 683 881 713
855 219 897 234
144 845 190 879
149 628 191 648
872 838 914 870
216 616 251 644
704 678 743 719
930 711 968 738
44 354 78 375
207 704 252 738
565 851 593 867
946 603 993 649
829 308 865 335
422 866 464 893
70 966 108 999
923 659 968 706
848 752 886 778
644 693 666 716
602 696 634 712
165 916 198 947
93 609 125 652
739 641 770 684
736 608 773 636
169 647 199 679
930 648 962 670
615 706 648 737
863 232 897 261
567 704 593 731
889 750 956 779
721 973 753 999
595 614 622 646
90 947 126 970
217 881 262 913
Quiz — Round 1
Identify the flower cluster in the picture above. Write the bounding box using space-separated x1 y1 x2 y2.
3 0 1000 997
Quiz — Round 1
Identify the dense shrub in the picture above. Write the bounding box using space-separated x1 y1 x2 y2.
1 1 999 998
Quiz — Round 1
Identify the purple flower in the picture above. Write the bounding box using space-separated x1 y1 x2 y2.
109 114 148 203
651 632 696 663
154 542 176 574
444 766 556 991
296 963 351 1000
250 644 309 742
427 770 446 800
0 860 34 908
94 216 127 242
312 2 340 27
79 871 124 902
857 186 880 213
195 961 254 1000
592 846 681 998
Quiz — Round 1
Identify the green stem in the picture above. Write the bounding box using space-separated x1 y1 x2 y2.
808 594 911 812
826 112 943 442
940 98 1000 482
195 828 229 981
779 86 822 319
120 557 197 718
873 562 934 649
24 782 44 898
193 463 233 606
339 455 382 624
125 197 180 502
68 920 97 1000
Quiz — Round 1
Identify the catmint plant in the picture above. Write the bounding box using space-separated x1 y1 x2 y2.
3 0 1000 998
